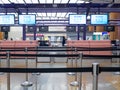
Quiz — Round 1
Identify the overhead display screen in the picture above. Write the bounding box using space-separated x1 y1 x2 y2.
90 14 108 25
0 15 15 25
19 15 36 25
69 14 86 25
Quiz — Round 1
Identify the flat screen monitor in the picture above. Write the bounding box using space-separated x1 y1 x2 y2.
105 25 115 32
39 26 48 32
0 15 15 25
1 26 10 32
69 14 86 25
27 26 35 32
66 26 76 32
90 14 108 25
18 15 36 25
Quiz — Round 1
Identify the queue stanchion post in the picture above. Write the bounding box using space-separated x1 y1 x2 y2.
114 39 120 75
32 47 40 75
70 52 83 90
68 47 75 75
78 52 83 90
21 48 33 90
92 63 100 90
0 48 4 75
6 51 10 90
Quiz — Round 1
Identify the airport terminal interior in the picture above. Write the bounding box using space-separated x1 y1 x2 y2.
0 0 120 90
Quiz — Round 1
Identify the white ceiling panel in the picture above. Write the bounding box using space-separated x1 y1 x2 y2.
54 0 62 3
46 0 53 3
61 0 69 3
51 13 56 17
9 0 19 3
69 0 78 3
91 0 112 3
47 13 52 16
77 0 85 3
15 0 25 3
24 0 32 3
1 0 10 4
41 13 47 17
31 0 39 3
40 0 46 3
60 13 67 17
0 0 4 4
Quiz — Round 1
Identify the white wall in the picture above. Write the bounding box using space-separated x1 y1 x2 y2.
8 26 23 40
49 26 66 32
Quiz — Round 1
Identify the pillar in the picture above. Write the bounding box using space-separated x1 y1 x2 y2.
88 26 94 32
109 12 120 40
0 32 3 40
96 26 104 32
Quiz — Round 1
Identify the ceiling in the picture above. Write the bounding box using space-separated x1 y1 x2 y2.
0 0 120 25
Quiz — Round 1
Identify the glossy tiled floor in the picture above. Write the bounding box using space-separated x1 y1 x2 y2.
0 57 120 90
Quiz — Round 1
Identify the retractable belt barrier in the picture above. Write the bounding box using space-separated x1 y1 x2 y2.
0 46 120 52
0 53 120 58
0 66 119 73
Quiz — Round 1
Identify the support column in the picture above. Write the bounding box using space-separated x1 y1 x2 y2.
88 26 94 32
109 12 120 40
96 26 104 32
0 32 3 40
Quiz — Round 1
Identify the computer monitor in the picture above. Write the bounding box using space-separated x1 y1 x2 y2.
1 26 10 32
39 26 48 32
0 15 15 25
27 26 35 32
90 14 108 25
18 15 36 25
105 25 115 32
66 26 76 32
69 14 86 25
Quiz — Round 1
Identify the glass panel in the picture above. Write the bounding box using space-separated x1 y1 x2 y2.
31 0 38 3
61 0 69 3
40 0 46 3
60 13 67 17
76 0 85 3
24 0 32 3
41 13 47 17
51 13 56 17
47 13 52 17
8 0 19 3
46 0 53 3
54 0 61 3
16 0 25 3
2 0 10 3
37 13 43 16
69 0 78 3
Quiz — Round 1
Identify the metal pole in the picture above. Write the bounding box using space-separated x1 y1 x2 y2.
21 48 33 90
6 51 10 90
114 39 120 75
0 48 4 75
68 47 75 75
78 52 83 90
25 47 28 81
92 63 100 90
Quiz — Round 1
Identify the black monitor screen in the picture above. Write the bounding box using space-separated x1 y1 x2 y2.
39 26 48 32
66 26 76 32
1 26 10 32
27 26 34 32
105 26 115 32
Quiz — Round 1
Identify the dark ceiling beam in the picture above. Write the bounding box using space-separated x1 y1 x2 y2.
1 7 120 13
0 3 117 8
